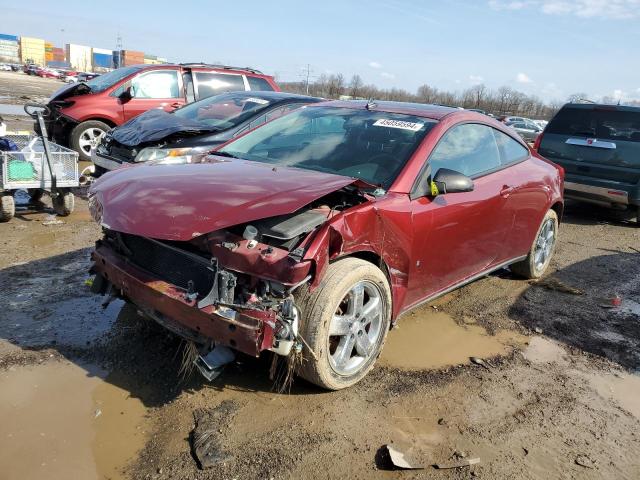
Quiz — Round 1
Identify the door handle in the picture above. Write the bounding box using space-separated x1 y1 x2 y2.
500 185 515 197
169 102 182 109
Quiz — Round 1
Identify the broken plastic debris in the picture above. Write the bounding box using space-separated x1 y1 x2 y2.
434 457 480 469
385 445 423 470
194 345 235 381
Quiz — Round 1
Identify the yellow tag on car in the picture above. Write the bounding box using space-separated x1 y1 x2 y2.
430 181 439 196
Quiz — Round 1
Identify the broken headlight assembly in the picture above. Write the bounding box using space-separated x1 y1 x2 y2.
135 146 207 165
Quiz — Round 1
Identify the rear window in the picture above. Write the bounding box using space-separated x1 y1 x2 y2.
546 107 640 143
247 76 275 92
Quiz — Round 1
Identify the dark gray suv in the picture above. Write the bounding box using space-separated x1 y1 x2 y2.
536 103 640 224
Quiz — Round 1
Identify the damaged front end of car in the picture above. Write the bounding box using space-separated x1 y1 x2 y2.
88 178 370 375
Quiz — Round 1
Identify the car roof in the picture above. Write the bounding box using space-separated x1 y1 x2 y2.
127 63 272 77
220 90 322 104
560 102 640 113
310 99 481 121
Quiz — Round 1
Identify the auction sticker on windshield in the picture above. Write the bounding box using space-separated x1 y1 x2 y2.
373 119 424 131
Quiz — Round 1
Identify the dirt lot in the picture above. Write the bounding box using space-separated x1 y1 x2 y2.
1 73 639 480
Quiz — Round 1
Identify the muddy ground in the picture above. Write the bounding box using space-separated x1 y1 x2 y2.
1 73 640 479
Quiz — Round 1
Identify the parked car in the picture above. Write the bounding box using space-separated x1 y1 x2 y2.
535 103 640 223
92 91 322 177
506 119 542 142
0 63 12 71
42 63 280 161
23 64 39 75
36 68 61 79
64 72 99 83
533 119 548 130
88 101 564 390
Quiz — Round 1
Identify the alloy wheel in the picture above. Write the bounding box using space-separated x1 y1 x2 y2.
328 280 385 376
534 217 556 271
78 127 106 155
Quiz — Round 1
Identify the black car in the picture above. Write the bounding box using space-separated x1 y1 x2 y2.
536 103 640 223
92 91 322 176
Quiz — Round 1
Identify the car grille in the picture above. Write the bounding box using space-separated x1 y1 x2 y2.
106 143 137 163
119 234 215 297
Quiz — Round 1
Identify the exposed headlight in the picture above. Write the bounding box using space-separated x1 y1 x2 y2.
88 194 103 225
134 147 206 165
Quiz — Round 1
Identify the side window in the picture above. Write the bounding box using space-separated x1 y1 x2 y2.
493 129 529 165
131 70 180 98
247 76 275 91
249 115 267 130
194 72 245 99
428 123 501 177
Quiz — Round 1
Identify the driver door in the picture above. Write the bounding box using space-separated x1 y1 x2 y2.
405 123 515 307
121 68 185 122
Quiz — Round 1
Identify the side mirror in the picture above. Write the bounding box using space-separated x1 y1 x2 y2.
119 85 134 101
432 168 474 194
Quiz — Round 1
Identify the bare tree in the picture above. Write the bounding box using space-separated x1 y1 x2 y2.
349 74 363 98
567 92 589 103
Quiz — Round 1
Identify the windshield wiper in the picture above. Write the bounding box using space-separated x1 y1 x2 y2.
214 151 242 159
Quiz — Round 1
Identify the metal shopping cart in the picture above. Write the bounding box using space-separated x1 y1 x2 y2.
0 103 79 222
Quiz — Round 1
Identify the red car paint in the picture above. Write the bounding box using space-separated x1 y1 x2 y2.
89 102 564 357
46 64 279 146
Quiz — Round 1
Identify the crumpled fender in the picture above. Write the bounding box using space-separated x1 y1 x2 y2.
302 192 413 319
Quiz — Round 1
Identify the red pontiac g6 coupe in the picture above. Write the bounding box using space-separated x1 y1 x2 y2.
88 101 564 390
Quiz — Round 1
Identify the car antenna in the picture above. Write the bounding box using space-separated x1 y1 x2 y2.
365 98 377 110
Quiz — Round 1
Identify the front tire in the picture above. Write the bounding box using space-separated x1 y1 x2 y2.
511 209 558 279
295 257 392 390
70 120 110 162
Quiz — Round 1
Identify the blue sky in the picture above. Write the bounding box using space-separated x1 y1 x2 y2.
2 0 639 103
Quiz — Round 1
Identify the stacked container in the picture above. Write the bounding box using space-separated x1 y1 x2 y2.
66 44 92 71
45 41 54 62
92 47 113 71
143 54 165 65
0 33 20 64
120 50 144 66
52 47 65 62
20 36 46 65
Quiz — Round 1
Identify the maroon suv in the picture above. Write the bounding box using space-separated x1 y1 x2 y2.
43 63 279 160
88 101 563 390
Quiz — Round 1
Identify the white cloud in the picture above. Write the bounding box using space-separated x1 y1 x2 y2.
516 72 533 83
380 72 395 79
489 0 640 19
469 75 484 85
369 61 382 69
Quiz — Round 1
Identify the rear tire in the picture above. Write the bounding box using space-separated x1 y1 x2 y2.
0 194 15 222
295 257 392 390
70 120 110 162
52 191 74 216
511 209 558 279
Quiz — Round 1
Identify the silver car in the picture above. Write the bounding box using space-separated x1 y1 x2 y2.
506 120 542 142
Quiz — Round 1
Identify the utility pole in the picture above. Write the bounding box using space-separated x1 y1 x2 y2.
304 63 312 95
115 32 123 69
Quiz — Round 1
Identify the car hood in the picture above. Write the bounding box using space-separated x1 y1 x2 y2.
89 156 356 241
48 82 91 102
110 109 220 147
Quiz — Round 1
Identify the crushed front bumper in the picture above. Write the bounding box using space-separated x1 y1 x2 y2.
91 245 275 356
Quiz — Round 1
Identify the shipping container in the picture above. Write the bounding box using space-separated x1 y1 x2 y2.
92 47 113 69
0 33 19 42
20 36 46 65
66 43 92 71
46 61 71 69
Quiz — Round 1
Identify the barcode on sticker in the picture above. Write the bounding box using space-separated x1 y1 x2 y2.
373 119 424 131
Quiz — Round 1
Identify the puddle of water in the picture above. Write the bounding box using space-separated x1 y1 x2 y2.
3 296 123 348
380 309 526 370
522 336 567 364
0 103 27 116
584 371 640 420
0 361 148 480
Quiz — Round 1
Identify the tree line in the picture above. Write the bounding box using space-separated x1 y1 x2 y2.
280 73 567 120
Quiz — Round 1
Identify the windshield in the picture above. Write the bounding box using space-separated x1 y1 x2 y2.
85 66 142 93
218 106 435 188
174 92 273 129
